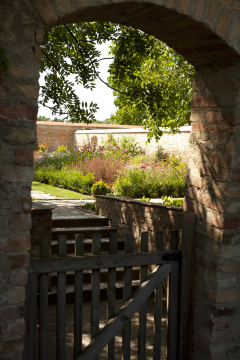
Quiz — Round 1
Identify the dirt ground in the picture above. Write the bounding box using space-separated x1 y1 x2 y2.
37 297 167 359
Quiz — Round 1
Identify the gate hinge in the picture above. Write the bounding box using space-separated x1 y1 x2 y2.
162 253 181 262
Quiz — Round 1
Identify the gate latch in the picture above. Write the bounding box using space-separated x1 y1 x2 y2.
162 253 181 262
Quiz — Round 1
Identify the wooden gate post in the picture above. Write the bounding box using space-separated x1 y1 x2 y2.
179 212 197 360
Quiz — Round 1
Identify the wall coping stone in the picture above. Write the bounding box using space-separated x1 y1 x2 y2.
37 121 142 129
76 126 192 135
95 195 183 212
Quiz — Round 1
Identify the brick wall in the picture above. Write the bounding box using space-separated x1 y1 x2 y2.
95 195 184 251
30 208 52 258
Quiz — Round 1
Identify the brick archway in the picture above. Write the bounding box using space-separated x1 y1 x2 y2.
1 1 240 359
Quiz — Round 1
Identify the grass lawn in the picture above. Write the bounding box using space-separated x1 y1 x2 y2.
32 181 95 200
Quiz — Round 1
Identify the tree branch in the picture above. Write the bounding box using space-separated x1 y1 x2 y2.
64 25 128 96
41 48 85 118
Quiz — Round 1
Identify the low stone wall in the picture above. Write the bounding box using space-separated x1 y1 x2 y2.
95 195 184 251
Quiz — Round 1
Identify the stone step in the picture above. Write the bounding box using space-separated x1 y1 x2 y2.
52 226 117 240
50 267 140 287
47 280 140 303
51 237 124 255
52 215 109 228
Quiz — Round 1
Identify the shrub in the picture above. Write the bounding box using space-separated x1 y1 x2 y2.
91 180 111 195
119 136 141 156
113 161 186 198
113 165 160 198
162 196 183 207
34 167 95 195
155 146 167 161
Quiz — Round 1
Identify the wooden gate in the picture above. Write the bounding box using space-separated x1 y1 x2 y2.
25 214 196 360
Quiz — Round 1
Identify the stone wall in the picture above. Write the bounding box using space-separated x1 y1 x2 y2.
95 196 184 251
75 126 191 159
36 121 142 152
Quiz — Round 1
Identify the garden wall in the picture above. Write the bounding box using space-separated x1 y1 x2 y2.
36 121 142 152
95 195 184 251
75 126 191 159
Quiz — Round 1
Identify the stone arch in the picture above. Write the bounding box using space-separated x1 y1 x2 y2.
38 0 240 69
1 1 240 359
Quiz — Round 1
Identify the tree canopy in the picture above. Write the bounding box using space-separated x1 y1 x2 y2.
40 22 195 140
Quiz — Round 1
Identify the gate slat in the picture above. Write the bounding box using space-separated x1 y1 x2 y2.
167 231 180 360
91 233 101 359
107 233 118 360
138 232 149 360
153 231 164 360
122 232 133 359
39 235 50 360
26 273 37 359
77 264 171 360
74 234 84 358
57 235 67 360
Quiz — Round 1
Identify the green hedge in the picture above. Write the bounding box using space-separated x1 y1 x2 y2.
34 167 95 195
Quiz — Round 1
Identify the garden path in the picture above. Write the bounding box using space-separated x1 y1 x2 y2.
32 190 96 216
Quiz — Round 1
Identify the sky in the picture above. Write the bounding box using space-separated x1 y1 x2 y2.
37 42 117 121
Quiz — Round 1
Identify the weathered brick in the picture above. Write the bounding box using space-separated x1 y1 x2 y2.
0 235 31 252
226 187 240 198
220 0 240 11
227 16 240 45
5 128 36 143
219 261 238 274
215 11 231 38
8 287 25 305
7 318 25 338
2 166 34 183
15 149 34 163
8 216 31 232
34 45 42 61
192 123 205 130
8 269 28 287
223 217 240 229
17 85 39 100
8 253 29 269
228 345 240 356
177 0 191 14
226 140 236 155
54 0 76 15
212 290 237 303
192 0 208 21
228 169 240 181
192 95 218 107
206 319 229 331
211 305 237 317
206 1 219 29
0 105 38 121
1 305 24 321
35 26 44 43
36 0 58 24
0 339 24 354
